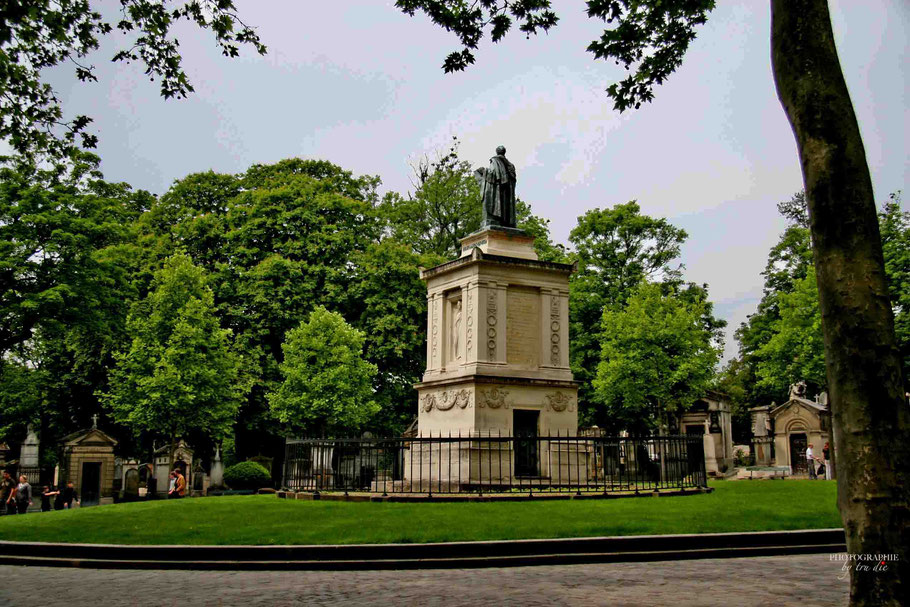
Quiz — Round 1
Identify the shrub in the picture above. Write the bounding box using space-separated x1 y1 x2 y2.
223 461 271 490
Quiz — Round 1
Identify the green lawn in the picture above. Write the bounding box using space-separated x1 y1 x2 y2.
0 480 840 545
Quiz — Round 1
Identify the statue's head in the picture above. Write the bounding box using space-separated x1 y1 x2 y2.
496 145 506 156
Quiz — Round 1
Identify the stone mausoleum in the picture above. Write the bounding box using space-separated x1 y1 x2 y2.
59 419 118 506
750 381 831 475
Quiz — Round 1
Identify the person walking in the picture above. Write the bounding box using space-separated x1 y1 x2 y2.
806 443 818 479
15 475 32 514
167 472 176 498
0 470 15 516
172 468 186 499
60 480 78 509
823 442 833 480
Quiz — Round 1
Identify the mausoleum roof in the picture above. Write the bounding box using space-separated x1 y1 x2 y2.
60 427 118 447
770 396 828 417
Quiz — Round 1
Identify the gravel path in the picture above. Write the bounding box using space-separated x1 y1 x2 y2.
0 554 848 606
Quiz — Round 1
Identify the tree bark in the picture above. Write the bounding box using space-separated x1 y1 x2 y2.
771 2 910 604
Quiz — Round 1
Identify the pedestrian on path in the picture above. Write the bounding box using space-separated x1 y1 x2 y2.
823 442 832 480
0 470 15 516
60 481 78 509
806 443 818 479
15 475 32 514
171 468 186 499
41 485 59 512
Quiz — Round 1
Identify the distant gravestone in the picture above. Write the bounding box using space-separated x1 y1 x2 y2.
193 461 204 492
124 468 140 500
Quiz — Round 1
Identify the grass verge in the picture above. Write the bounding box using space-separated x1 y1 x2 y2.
0 480 840 546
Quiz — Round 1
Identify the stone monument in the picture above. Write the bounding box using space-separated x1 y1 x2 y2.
408 146 581 488
210 446 224 488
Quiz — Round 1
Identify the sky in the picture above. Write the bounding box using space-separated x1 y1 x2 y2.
48 0 909 361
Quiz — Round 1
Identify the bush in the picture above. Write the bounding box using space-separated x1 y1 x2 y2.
223 461 271 490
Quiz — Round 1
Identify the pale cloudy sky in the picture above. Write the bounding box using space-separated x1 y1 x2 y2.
50 0 908 360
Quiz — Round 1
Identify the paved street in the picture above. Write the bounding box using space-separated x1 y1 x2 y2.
0 554 847 606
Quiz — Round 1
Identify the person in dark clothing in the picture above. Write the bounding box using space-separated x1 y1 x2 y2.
0 471 15 516
53 487 65 510
61 481 78 509
41 486 59 512
146 464 157 500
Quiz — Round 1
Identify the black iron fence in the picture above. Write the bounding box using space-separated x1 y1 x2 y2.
283 434 707 495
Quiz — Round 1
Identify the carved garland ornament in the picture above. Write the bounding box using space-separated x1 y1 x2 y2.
421 389 472 412
550 294 561 366
545 392 576 412
466 289 474 358
487 289 497 360
477 387 509 409
431 295 439 365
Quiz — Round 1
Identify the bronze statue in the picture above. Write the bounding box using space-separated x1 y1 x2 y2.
475 145 517 228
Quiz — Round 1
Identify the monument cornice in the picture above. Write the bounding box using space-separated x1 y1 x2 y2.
420 248 577 281
415 374 580 391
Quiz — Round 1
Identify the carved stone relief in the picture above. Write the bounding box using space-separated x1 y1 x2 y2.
486 288 498 360
421 389 473 412
431 295 439 365
544 391 576 412
466 289 474 358
477 387 509 409
549 294 560 366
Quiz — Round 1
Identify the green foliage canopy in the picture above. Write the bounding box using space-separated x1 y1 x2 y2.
268 306 379 435
594 282 721 432
103 254 245 444
0 0 265 166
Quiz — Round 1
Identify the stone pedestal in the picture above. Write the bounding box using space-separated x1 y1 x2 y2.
408 226 582 488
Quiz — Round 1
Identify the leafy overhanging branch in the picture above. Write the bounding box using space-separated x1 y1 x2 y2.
0 1 266 168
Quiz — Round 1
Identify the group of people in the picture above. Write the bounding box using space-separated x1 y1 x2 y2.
0 470 78 515
805 442 833 480
167 467 187 499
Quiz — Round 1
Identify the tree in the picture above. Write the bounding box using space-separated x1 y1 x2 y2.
772 7 909 601
879 193 910 381
0 158 140 356
754 267 826 391
567 202 688 427
103 254 245 462
268 306 378 435
380 137 482 258
594 282 720 433
0 0 265 166
396 3 909 601
348 241 440 433
733 191 816 406
0 158 147 455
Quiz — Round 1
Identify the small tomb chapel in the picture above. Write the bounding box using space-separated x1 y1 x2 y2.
750 381 831 475
59 417 118 506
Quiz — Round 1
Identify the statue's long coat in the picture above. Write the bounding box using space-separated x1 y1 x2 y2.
481 154 517 227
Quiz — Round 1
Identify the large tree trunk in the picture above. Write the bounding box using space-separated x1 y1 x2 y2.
771 1 910 604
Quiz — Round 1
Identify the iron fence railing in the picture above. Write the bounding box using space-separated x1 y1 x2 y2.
283 434 707 495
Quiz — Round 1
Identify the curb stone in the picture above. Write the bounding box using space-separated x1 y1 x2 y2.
0 529 846 571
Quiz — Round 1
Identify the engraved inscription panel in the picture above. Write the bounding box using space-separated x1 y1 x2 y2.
507 287 540 367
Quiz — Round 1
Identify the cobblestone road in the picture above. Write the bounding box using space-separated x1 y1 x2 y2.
0 554 848 606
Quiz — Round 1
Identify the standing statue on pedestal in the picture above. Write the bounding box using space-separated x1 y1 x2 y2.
475 145 517 228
